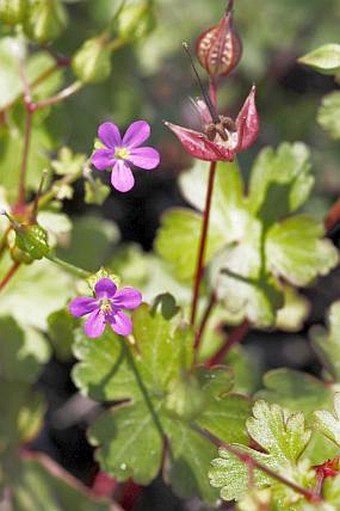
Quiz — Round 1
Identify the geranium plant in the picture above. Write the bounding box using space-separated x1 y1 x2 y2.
0 0 339 510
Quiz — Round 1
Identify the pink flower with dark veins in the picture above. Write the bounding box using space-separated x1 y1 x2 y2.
92 120 160 193
69 277 142 338
164 85 259 162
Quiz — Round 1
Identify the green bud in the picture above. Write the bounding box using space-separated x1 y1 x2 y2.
10 245 34 265
23 0 68 43
72 35 112 84
15 223 50 260
0 0 27 24
118 1 155 43
165 373 206 421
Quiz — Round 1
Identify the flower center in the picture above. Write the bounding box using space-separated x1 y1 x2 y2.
99 298 112 316
115 147 130 160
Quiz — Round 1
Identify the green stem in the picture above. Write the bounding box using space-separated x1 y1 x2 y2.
45 253 90 279
16 109 33 207
191 424 322 503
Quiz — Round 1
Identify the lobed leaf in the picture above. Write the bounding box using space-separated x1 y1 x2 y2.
313 393 340 447
298 44 340 75
318 91 340 140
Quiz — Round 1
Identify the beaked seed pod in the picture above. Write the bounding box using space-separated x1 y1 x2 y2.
195 0 242 78
0 0 27 24
23 0 68 43
72 35 112 84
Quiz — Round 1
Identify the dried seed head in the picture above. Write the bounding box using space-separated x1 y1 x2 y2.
195 0 242 78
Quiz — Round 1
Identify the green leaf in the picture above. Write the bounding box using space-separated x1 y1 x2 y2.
266 215 338 286
257 369 334 415
9 456 110 511
156 160 249 283
0 256 74 330
275 286 310 332
0 316 50 383
310 301 340 381
0 37 63 109
299 44 340 75
209 400 312 502
57 216 120 272
155 208 222 282
248 143 314 226
73 303 249 502
47 308 77 361
313 393 340 447
209 220 284 327
84 178 110 205
318 91 340 140
89 400 164 485
247 401 311 464
51 146 85 176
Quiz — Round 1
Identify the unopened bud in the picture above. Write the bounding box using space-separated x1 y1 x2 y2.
0 0 27 24
195 0 242 78
23 0 68 43
72 35 112 84
118 0 155 43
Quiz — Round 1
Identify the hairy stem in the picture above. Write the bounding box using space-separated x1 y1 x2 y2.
192 424 322 503
34 81 83 110
190 161 217 326
0 261 21 292
45 254 91 279
205 319 250 367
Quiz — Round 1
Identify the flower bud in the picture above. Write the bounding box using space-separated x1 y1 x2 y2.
72 35 112 84
0 0 27 24
23 0 68 43
117 0 155 43
195 0 242 78
14 223 50 260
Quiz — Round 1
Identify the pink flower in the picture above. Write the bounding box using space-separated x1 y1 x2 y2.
164 85 259 162
92 120 160 192
69 277 142 338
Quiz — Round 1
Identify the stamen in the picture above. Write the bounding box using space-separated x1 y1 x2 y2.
115 147 130 160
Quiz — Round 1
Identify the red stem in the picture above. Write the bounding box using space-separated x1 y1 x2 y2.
16 109 33 208
192 424 322 503
205 319 249 367
190 160 217 326
325 197 340 233
0 262 20 292
194 292 216 357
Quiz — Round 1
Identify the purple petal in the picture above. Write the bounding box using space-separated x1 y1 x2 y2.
113 287 142 309
84 309 106 338
129 147 160 170
69 297 98 318
111 160 135 193
122 121 151 149
109 310 132 336
92 148 115 170
95 278 117 299
98 122 122 149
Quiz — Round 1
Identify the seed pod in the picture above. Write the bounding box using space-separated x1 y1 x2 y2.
118 0 155 43
23 0 68 43
10 245 34 265
72 35 112 84
0 0 27 24
15 223 50 260
195 0 242 78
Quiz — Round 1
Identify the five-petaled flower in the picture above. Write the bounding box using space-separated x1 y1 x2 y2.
92 120 160 193
164 85 259 162
69 277 142 338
